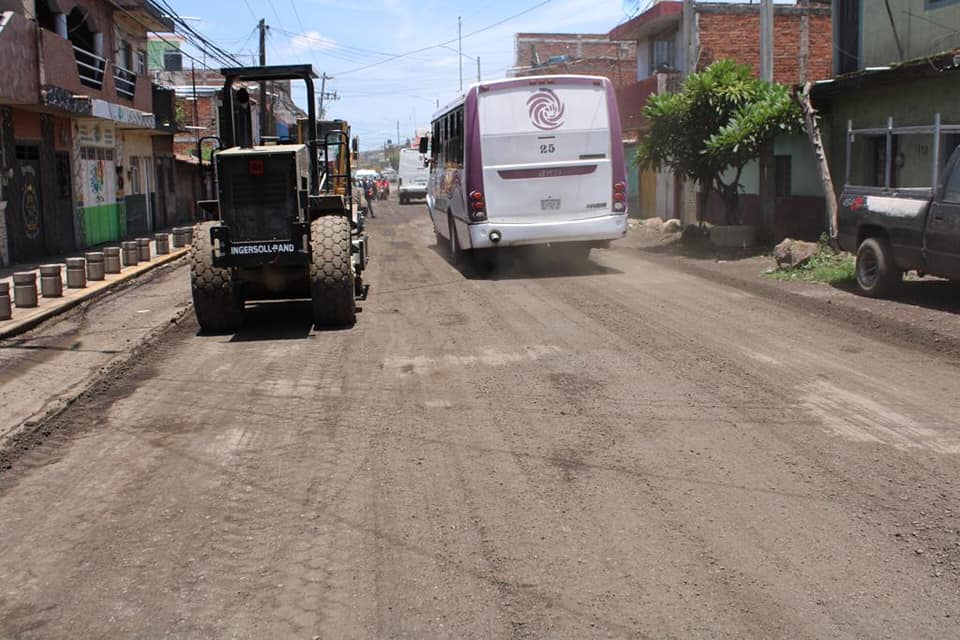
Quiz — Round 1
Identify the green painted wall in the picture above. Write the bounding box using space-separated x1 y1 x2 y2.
861 1 960 68
717 134 824 197
824 74 960 189
82 203 125 246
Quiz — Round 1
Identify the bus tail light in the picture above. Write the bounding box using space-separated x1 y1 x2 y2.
469 190 487 221
613 182 626 212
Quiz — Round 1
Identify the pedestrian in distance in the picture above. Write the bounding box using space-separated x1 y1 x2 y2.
363 178 376 218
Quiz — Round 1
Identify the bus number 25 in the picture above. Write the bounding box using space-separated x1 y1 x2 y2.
539 143 556 154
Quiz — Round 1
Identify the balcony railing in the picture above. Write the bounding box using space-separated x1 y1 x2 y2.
73 45 106 90
114 64 137 100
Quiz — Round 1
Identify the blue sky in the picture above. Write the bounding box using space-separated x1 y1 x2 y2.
164 0 634 150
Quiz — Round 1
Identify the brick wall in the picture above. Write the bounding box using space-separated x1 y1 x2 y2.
697 7 832 83
514 33 637 87
174 91 219 156
517 57 638 88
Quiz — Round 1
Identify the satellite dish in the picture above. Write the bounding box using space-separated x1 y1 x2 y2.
622 0 642 18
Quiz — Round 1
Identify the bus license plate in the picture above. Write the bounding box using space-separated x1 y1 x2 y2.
541 198 561 210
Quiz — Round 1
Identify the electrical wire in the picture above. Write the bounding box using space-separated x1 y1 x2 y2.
331 0 553 76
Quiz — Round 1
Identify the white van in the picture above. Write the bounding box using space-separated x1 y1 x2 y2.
398 148 429 205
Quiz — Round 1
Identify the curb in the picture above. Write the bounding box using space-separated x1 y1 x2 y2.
0 247 189 341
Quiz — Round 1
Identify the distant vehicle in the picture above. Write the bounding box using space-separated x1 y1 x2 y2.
355 169 377 183
838 117 960 297
381 168 398 182
423 74 627 264
398 147 429 205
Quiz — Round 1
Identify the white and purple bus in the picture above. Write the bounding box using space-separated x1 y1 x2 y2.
423 75 628 262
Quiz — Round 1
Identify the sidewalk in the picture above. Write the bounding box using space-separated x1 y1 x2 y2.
1 234 191 340
618 223 960 359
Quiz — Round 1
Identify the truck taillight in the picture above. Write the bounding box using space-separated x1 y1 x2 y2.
613 182 626 212
469 190 487 221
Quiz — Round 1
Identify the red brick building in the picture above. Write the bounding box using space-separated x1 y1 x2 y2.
608 1 832 236
510 33 637 88
696 4 832 85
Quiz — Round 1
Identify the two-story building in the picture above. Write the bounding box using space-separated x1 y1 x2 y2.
813 0 960 192
0 0 175 266
610 1 833 238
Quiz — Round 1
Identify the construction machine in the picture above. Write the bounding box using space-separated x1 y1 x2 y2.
189 65 368 331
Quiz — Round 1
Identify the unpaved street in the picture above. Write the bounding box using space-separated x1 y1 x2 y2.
1 200 959 638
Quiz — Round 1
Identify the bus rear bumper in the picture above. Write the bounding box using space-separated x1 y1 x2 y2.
466 213 628 249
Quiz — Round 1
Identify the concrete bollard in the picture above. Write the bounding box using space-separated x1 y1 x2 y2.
104 246 122 274
136 237 151 262
121 241 139 267
66 257 87 289
182 226 194 245
39 264 63 298
13 272 38 308
171 227 185 248
0 282 11 320
85 252 105 281
154 232 170 255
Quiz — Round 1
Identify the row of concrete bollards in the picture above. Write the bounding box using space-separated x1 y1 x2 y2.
0 227 193 322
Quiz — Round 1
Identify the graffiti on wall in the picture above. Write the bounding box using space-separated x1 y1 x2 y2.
20 165 40 240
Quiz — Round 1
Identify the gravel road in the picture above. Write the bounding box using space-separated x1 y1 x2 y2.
0 199 958 638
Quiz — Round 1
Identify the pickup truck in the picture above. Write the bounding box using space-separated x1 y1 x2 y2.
838 130 960 297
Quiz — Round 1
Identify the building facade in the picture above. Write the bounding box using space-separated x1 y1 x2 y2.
0 0 175 265
510 33 637 88
609 1 832 237
816 1 960 197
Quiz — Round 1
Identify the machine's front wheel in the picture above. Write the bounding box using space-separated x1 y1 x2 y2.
190 221 244 333
310 215 357 327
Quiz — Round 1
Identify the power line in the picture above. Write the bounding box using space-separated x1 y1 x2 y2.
332 0 553 76
109 2 224 71
154 0 242 66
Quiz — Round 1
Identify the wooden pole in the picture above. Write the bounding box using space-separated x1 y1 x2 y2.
797 82 839 245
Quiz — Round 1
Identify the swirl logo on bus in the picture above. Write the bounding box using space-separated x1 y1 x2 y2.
527 89 565 130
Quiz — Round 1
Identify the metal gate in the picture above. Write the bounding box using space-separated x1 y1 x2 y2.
7 144 46 263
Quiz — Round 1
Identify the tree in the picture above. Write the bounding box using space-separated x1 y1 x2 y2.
636 59 801 225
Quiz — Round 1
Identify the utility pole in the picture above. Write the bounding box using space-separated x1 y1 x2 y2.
258 18 267 141
317 73 337 121
682 0 695 75
477 56 481 82
458 16 463 93
759 0 775 240
681 0 695 224
759 0 773 82
798 0 809 83
397 120 400 150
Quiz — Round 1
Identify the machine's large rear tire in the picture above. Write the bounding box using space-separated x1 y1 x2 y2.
190 221 244 333
310 215 356 327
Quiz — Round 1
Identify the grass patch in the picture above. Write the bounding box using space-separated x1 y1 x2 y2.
766 242 856 285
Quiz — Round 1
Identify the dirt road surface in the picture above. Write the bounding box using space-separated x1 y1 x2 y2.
1 200 958 639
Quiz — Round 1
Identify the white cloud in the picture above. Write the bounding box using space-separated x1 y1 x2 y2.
290 31 338 52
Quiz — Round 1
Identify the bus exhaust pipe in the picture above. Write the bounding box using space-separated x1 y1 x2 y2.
489 230 502 243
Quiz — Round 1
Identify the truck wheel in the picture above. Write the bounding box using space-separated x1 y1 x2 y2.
190 221 243 333
856 236 901 298
310 215 356 327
